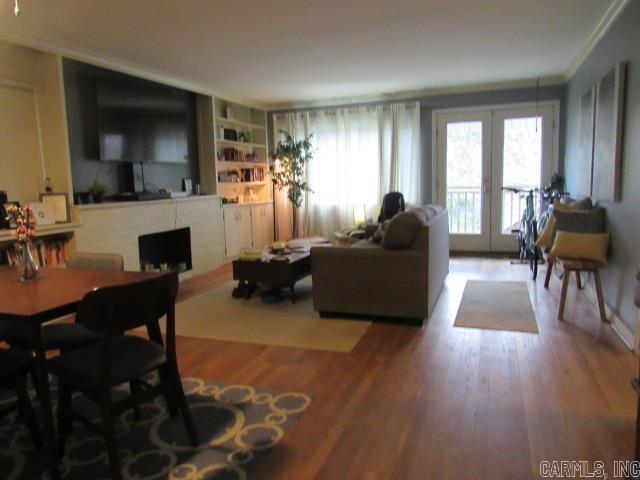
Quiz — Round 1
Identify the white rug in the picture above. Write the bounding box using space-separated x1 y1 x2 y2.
165 277 371 352
454 280 539 333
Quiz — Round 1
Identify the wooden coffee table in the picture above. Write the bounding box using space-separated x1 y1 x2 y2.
232 251 311 303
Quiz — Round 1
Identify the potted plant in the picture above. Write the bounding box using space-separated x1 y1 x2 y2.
271 132 313 238
88 181 108 204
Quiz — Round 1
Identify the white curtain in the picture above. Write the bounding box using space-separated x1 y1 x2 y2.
273 102 420 238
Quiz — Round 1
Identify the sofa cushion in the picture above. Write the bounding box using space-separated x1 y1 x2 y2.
352 239 382 249
369 219 390 244
382 211 425 250
410 204 443 223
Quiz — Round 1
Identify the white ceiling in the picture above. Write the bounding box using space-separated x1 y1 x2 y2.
0 0 616 107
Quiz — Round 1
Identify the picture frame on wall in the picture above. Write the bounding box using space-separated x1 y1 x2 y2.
577 86 596 197
39 193 70 223
592 62 626 202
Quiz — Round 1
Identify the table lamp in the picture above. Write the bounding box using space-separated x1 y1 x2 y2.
353 204 366 226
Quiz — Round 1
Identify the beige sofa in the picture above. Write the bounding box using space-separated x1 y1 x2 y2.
310 205 449 325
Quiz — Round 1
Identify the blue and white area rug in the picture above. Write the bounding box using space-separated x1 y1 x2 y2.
0 377 311 479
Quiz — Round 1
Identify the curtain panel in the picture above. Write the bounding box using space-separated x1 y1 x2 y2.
272 102 420 237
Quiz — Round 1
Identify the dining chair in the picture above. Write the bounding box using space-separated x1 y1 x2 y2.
51 271 199 480
0 349 43 448
0 252 124 353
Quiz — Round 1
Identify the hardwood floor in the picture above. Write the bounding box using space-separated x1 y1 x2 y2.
175 257 638 480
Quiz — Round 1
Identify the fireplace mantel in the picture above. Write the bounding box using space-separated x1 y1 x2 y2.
73 195 225 277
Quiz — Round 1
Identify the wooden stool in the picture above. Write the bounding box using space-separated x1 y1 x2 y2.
555 258 607 322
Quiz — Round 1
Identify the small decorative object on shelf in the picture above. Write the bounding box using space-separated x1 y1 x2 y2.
88 181 108 204
4 204 39 282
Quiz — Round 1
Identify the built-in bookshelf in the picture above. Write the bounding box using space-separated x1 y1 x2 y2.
212 98 270 205
0 227 79 267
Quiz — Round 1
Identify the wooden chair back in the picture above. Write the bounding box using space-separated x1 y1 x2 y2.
67 252 124 271
75 271 177 335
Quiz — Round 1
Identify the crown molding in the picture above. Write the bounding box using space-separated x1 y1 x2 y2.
0 31 269 109
1 0 628 111
266 76 565 112
563 0 631 81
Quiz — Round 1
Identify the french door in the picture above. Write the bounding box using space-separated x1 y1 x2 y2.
435 103 558 252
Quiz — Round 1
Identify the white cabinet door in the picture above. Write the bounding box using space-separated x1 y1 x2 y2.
236 205 253 251
223 205 253 258
250 203 274 248
223 208 241 258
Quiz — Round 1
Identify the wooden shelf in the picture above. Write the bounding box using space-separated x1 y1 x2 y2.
222 200 272 208
215 116 266 130
218 181 267 187
217 160 268 169
217 139 267 149
0 222 81 243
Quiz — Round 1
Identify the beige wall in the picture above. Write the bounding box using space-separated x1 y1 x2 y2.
0 40 72 203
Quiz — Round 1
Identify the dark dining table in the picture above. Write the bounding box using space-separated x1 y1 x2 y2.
0 265 157 479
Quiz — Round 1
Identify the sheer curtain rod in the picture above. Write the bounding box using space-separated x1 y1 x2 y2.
273 103 418 119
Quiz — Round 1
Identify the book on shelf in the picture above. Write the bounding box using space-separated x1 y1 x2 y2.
1 238 70 267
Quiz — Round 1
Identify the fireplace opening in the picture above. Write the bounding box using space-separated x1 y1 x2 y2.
138 227 192 273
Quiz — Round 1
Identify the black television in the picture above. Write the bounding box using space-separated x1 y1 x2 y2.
97 77 195 164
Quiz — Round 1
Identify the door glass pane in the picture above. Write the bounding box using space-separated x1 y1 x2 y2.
446 121 482 234
501 117 542 234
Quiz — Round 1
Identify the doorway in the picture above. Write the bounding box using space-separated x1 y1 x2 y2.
434 103 559 252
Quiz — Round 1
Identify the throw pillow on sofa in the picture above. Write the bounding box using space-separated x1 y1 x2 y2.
382 211 424 250
369 220 390 244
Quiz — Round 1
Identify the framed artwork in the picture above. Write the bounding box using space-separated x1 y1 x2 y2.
592 62 626 201
39 193 70 223
576 87 596 197
2 201 20 228
30 202 55 226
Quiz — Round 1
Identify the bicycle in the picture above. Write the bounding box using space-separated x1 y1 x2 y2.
502 187 542 280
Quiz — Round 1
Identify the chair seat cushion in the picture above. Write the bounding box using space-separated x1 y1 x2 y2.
42 324 103 351
50 335 166 388
0 323 102 351
0 349 33 379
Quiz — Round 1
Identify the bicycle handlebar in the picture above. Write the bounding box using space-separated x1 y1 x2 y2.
500 187 540 194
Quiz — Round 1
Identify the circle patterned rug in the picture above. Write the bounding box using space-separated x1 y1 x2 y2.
0 376 311 479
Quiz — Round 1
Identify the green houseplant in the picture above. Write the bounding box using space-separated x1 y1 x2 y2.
271 132 313 238
88 181 108 204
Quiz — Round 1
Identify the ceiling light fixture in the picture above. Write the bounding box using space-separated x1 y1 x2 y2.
13 0 20 16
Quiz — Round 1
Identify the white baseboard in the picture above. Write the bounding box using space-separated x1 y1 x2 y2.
583 280 638 353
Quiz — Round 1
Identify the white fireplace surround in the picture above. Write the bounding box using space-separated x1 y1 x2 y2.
73 195 225 277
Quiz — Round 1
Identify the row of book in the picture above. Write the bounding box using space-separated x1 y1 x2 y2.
1 239 70 267
218 168 266 183
240 168 265 182
221 148 259 162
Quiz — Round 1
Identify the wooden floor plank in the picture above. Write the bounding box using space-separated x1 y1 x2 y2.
173 257 637 479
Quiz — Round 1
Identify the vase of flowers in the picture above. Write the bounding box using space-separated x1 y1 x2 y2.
5 204 39 282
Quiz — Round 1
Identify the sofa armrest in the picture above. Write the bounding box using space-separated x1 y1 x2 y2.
310 246 428 319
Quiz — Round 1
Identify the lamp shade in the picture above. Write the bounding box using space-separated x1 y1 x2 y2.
353 204 366 225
